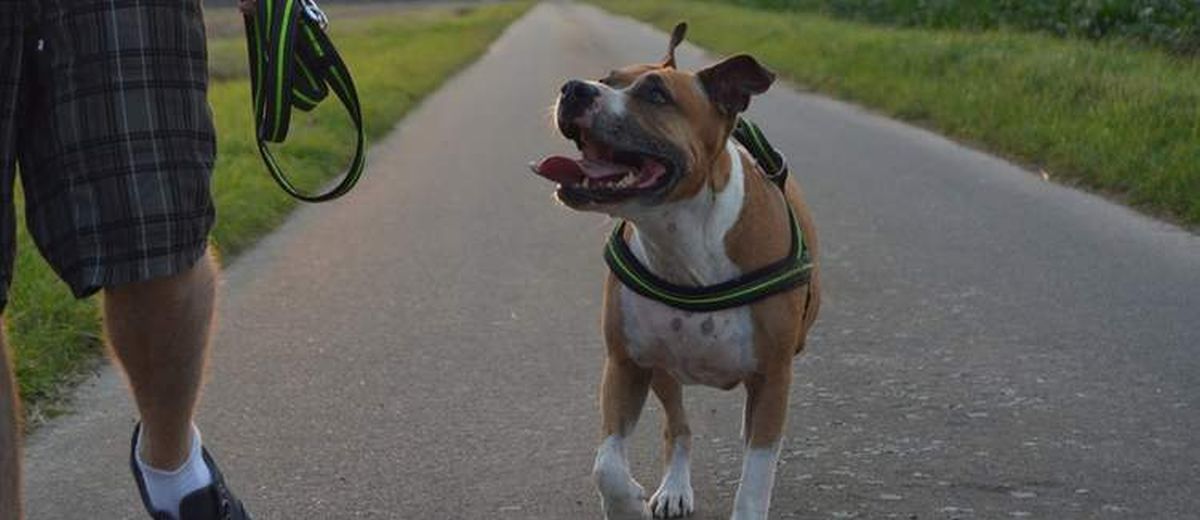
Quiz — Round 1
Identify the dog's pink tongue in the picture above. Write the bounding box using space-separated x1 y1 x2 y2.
532 156 584 185
533 156 629 184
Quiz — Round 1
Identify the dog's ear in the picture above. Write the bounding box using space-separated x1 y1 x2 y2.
662 22 687 69
696 54 775 115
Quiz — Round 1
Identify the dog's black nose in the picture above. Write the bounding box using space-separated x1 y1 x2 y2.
561 79 599 98
559 80 599 116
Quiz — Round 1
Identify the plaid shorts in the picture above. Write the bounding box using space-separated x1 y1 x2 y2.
0 0 216 309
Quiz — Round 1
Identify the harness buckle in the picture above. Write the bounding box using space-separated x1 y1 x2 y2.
300 0 329 30
763 151 789 188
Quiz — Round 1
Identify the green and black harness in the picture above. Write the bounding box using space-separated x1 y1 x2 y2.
603 119 813 312
243 0 365 202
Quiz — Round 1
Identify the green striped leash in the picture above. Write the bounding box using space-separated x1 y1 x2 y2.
243 0 365 202
603 118 813 312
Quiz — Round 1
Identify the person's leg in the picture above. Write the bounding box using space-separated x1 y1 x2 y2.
107 251 252 520
0 328 20 520
0 1 23 516
104 251 215 470
16 0 249 516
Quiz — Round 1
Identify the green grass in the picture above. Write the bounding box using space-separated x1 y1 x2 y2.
7 207 102 426
8 1 532 427
590 0 1200 227
710 0 1200 54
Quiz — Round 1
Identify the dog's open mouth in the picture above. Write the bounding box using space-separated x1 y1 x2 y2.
531 129 673 204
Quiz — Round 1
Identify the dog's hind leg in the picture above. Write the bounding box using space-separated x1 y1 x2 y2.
731 368 791 520
595 357 653 520
648 370 694 518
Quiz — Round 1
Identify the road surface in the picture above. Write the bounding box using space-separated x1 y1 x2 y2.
24 2 1200 518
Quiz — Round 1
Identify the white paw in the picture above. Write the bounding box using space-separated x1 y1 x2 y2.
649 479 694 518
595 457 650 520
598 479 651 520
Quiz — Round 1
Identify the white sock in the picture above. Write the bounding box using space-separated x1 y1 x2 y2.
136 424 214 520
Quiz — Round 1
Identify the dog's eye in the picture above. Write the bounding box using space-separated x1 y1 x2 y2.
640 84 672 106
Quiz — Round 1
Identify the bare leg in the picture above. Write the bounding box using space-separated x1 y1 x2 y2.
731 368 791 520
105 252 215 469
594 356 652 520
0 327 21 520
648 370 693 518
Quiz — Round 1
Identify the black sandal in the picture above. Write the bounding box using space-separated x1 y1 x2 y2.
129 423 253 520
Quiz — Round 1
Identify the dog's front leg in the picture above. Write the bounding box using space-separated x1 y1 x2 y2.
731 368 792 520
649 370 694 518
594 356 653 520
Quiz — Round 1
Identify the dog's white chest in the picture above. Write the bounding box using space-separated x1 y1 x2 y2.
619 287 757 387
612 140 759 387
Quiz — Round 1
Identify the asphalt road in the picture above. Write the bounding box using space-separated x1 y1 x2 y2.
23 2 1200 519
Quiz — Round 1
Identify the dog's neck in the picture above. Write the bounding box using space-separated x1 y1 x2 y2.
623 139 747 287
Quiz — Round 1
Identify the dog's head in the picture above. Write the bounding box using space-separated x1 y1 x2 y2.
531 23 775 214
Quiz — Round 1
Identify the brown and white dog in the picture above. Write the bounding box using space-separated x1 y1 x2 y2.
531 24 820 520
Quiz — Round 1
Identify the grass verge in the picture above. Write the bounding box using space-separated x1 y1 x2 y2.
8 1 532 428
589 0 1200 227
708 0 1200 54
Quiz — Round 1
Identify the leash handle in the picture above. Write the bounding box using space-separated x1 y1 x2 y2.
244 0 366 202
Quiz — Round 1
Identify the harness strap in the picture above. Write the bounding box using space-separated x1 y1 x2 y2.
603 118 813 313
244 0 365 202
733 118 788 188
604 205 811 312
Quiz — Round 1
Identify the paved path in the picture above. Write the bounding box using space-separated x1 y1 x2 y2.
24 2 1200 518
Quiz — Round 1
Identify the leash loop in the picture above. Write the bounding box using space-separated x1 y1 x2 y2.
243 0 366 202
